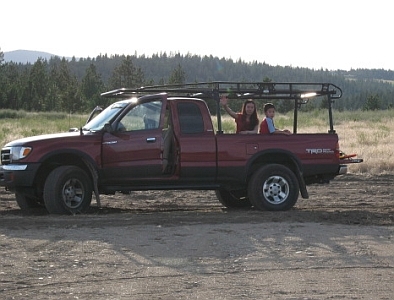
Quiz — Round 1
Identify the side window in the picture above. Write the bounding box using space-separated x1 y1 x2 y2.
177 102 204 134
117 100 162 131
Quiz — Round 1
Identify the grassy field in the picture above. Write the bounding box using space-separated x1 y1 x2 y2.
1 109 393 175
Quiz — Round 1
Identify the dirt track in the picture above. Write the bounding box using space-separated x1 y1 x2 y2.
1 174 393 299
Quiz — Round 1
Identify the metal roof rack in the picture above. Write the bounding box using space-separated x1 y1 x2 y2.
101 81 342 100
101 81 342 134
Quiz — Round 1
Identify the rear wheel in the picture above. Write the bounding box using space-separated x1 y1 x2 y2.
248 164 299 211
215 189 251 208
44 166 93 214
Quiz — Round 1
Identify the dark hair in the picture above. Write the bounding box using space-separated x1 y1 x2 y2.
240 99 259 129
264 103 275 113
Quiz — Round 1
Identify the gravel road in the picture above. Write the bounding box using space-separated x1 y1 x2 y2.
1 174 393 299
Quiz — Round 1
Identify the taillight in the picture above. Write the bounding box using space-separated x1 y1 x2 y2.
335 142 340 159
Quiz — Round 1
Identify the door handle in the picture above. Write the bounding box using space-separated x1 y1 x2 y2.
102 140 118 145
146 137 156 143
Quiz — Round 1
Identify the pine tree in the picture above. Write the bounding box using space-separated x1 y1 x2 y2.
108 55 145 89
4 63 22 110
0 47 4 64
363 94 381 111
56 58 80 112
0 48 5 107
80 63 106 110
28 58 49 111
168 64 186 84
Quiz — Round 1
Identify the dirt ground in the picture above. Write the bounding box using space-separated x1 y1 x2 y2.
1 174 393 299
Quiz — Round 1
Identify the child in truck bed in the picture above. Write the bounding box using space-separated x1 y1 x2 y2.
260 103 292 135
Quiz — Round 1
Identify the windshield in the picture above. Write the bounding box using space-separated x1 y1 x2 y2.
83 100 133 131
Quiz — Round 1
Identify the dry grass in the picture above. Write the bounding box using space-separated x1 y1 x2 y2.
1 109 393 175
333 119 394 174
0 111 86 146
293 110 394 175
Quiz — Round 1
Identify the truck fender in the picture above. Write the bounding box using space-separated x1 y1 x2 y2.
246 149 309 199
38 149 101 207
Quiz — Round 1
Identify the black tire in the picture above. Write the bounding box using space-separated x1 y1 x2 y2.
43 166 93 214
215 189 251 208
248 164 299 211
15 189 41 210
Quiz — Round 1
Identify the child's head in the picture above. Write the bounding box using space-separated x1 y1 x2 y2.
263 103 275 118
241 99 257 117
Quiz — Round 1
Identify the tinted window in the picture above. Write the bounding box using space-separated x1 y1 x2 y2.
177 103 204 134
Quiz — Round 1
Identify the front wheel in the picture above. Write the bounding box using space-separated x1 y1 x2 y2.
248 164 299 211
43 166 93 214
215 189 251 209
15 189 42 210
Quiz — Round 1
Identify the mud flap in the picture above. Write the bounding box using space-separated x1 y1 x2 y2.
296 167 309 199
83 158 101 208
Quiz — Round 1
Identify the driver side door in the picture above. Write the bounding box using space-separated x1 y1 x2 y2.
101 97 165 185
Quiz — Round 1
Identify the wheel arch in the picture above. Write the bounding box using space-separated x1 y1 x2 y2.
246 149 309 199
34 150 99 198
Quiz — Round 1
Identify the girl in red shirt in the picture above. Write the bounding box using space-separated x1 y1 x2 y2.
220 96 259 134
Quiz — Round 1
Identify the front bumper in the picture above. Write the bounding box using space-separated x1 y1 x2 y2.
0 163 40 189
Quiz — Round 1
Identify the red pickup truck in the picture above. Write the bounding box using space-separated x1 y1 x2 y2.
0 82 362 214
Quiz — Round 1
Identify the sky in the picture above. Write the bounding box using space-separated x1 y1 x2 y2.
1 0 393 71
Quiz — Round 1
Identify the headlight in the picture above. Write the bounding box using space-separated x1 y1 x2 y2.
11 146 32 161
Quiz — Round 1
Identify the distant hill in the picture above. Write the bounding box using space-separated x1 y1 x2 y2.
4 50 68 64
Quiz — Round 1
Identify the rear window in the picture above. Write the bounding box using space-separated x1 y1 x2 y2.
177 103 204 134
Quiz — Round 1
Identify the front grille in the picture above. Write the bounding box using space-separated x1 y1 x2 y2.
1 149 11 165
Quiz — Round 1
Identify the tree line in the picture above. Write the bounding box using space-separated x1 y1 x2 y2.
1 47 394 114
